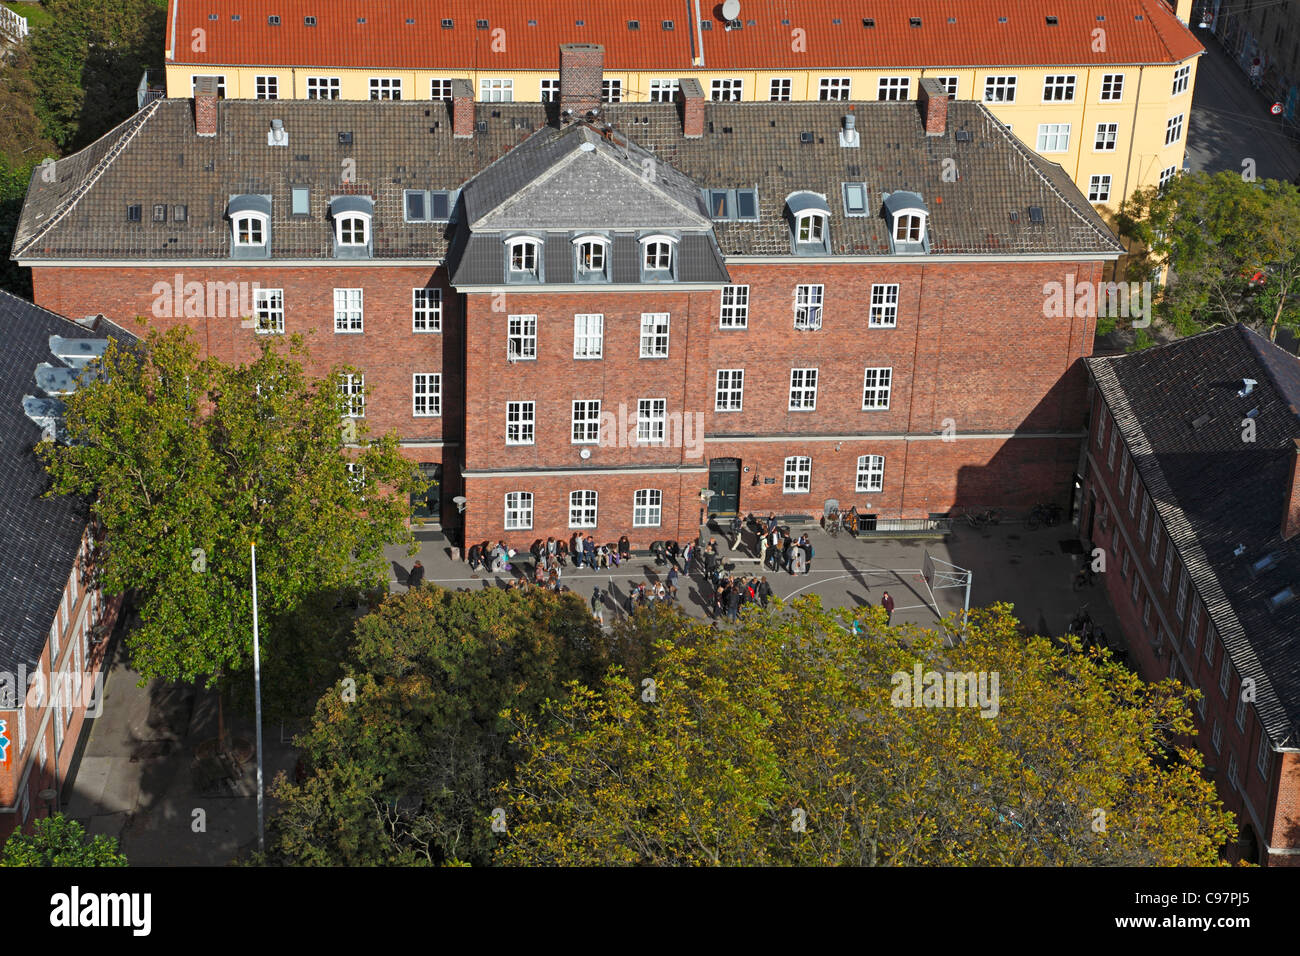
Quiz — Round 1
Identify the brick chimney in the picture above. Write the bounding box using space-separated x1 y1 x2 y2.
194 75 219 137
451 78 475 139
559 43 604 119
1283 437 1300 541
917 78 948 137
678 77 705 138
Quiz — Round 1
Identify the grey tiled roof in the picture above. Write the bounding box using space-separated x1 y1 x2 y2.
449 232 727 286
13 98 1121 262
0 292 136 672
1086 326 1300 747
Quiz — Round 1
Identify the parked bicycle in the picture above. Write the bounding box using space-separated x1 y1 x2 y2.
1072 562 1098 590
964 508 1001 529
823 507 841 537
1025 501 1063 530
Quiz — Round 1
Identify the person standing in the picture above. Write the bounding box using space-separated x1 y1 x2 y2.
666 565 679 601
729 514 743 550
407 560 425 589
881 590 895 625
727 585 741 621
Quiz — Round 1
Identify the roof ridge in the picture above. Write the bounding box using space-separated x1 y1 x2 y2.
13 99 163 259
0 289 138 342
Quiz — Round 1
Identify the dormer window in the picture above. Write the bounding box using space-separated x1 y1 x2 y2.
573 235 609 282
894 214 923 242
797 212 825 243
506 237 542 282
639 235 678 281
786 191 832 254
882 191 930 253
328 196 374 258
227 194 271 258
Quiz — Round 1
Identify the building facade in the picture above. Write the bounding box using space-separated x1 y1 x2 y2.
161 0 1203 211
16 51 1122 547
0 294 129 836
1082 326 1300 866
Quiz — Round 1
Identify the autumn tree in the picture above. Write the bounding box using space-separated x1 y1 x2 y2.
39 328 418 702
495 600 1236 866
2 814 128 867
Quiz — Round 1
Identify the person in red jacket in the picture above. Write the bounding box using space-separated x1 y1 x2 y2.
881 590 895 625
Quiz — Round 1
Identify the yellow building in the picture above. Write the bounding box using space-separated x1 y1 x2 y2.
162 0 1203 211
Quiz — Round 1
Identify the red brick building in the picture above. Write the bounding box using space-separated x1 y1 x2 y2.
1083 326 1300 866
15 49 1121 547
0 293 129 836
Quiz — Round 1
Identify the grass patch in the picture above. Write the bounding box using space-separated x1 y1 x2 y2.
2 1 52 33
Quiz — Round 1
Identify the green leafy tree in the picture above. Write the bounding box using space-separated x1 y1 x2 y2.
2 814 128 866
495 600 1236 866
265 584 625 866
1118 171 1300 340
39 328 418 698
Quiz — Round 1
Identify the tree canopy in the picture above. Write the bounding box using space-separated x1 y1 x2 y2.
1118 170 1300 341
39 328 418 688
2 814 128 866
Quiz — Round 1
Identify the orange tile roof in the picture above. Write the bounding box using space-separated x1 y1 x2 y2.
168 0 1202 70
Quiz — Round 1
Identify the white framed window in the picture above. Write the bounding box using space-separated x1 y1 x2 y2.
601 79 622 103
306 76 340 99
507 238 540 279
1095 123 1118 151
856 455 885 493
783 456 812 494
862 367 893 409
795 212 826 244
794 284 823 330
869 284 900 327
1130 572 1140 604
642 237 674 275
1165 114 1184 146
983 75 1017 102
1228 751 1239 791
1119 451 1130 494
1128 471 1139 516
1139 496 1151 541
1036 123 1071 152
1211 718 1223 753
232 213 267 247
569 490 598 528
504 492 533 530
932 76 958 98
1159 165 1178 188
1235 685 1248 731
573 313 603 359
769 78 792 101
637 399 666 443
481 78 514 102
711 78 743 101
715 369 744 412
1095 408 1107 448
819 77 851 100
893 213 924 243
1042 74 1076 101
1176 570 1189 621
1219 657 1232 697
346 461 366 494
1148 522 1161 564
1121 550 1131 581
50 619 59 665
633 489 662 527
789 368 818 410
720 285 749 328
1204 624 1218 665
254 288 284 334
649 79 679 102
539 78 560 103
339 374 365 418
1257 737 1271 779
639 313 670 358
336 213 369 247
575 237 608 278
1162 548 1174 592
1107 427 1119 471
508 314 538 361
1099 73 1124 101
1142 592 1152 627
430 78 454 100
1088 175 1112 203
413 288 442 332
1187 600 1202 649
1172 64 1191 96
843 182 869 216
369 77 402 100
506 401 535 445
333 288 363 333
413 374 441 417
571 400 601 444
190 74 227 97
255 75 279 99
877 76 910 100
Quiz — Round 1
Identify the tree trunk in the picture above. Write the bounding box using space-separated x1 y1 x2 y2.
216 671 227 756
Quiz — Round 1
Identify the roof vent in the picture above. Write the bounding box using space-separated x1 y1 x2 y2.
338 131 353 145
909 17 922 27
304 16 316 26
268 119 288 146
1046 16 1059 26
799 131 814 144
838 113 860 148
441 18 453 28
862 17 875 27
1233 543 1247 557
955 129 973 143
1028 205 1044 224
268 15 280 26
1238 378 1258 397
1191 412 1212 429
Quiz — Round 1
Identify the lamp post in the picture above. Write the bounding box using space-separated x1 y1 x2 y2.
699 489 716 551
250 541 264 854
37 788 57 818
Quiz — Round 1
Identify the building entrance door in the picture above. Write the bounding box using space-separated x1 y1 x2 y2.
707 458 741 515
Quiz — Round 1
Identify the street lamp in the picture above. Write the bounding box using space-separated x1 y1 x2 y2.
38 788 56 818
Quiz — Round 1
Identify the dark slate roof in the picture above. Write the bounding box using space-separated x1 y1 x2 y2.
14 98 1121 262
449 232 726 286
0 292 137 672
1086 326 1300 747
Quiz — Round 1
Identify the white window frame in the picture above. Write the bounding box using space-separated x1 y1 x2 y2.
339 373 365 418
932 76 958 98
637 399 667 444
1257 737 1271 779
573 313 603 359
715 369 744 412
1211 718 1223 753
232 212 268 248
574 236 609 278
254 288 284 334
506 237 540 279
862 367 893 409
1172 64 1191 96
783 456 812 494
1042 74 1076 102
413 373 441 417
720 285 749 328
480 78 514 102
369 77 403 100
794 284 823 330
1228 751 1239 791
1204 624 1217 665
539 78 560 103
568 490 599 529
1088 175 1112 203
893 212 925 243
983 75 1017 103
1165 113 1184 146
1159 165 1178 188
1162 548 1174 592
335 213 370 247
856 455 885 493
877 76 910 100
1235 686 1248 731
789 368 818 411
504 492 533 530
255 75 279 99
641 237 675 275
795 211 827 244
508 314 538 361
306 76 340 99
1036 123 1071 153
819 77 852 100
601 79 622 103
1099 73 1124 102
639 313 670 358
571 400 601 444
769 77 792 101
412 288 442 333
870 283 900 327
430 78 455 101
1094 122 1119 151
633 489 662 527
1186 600 1201 649
711 78 743 101
1176 570 1189 621
506 401 536 446
649 79 679 102
333 288 363 333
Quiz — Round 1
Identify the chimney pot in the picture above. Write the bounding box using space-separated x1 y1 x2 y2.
917 78 948 137
560 43 604 119
451 78 475 138
677 77 705 138
193 75 219 137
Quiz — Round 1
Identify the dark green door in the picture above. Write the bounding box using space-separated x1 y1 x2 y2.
708 458 741 515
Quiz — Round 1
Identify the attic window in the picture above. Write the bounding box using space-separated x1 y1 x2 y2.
955 130 973 143
1269 587 1295 610
441 18 453 28
208 14 217 20
153 204 167 222
628 20 641 30
476 19 488 29
356 17 366 24
842 182 868 216
338 131 353 145
268 15 280 25
173 205 188 222
1252 552 1282 574
736 188 758 220
799 131 814 144
862 18 875 27
1046 16 1059 25
701 20 712 30
640 235 677 281
787 192 832 253
909 17 921 27
894 213 922 242
573 235 610 282
126 204 142 222
1028 206 1045 223
998 16 1008 23
304 16 316 26
662 20 674 30
506 237 542 281
291 187 309 216
406 19 415 25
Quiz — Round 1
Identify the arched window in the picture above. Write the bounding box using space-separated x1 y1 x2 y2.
641 236 675 275
785 192 832 253
329 196 374 257
227 195 271 256
233 213 267 246
796 211 826 243
337 214 369 246
506 237 541 280
573 235 609 281
894 213 923 242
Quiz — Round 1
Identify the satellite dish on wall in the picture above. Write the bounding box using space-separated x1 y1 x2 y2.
721 0 741 21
